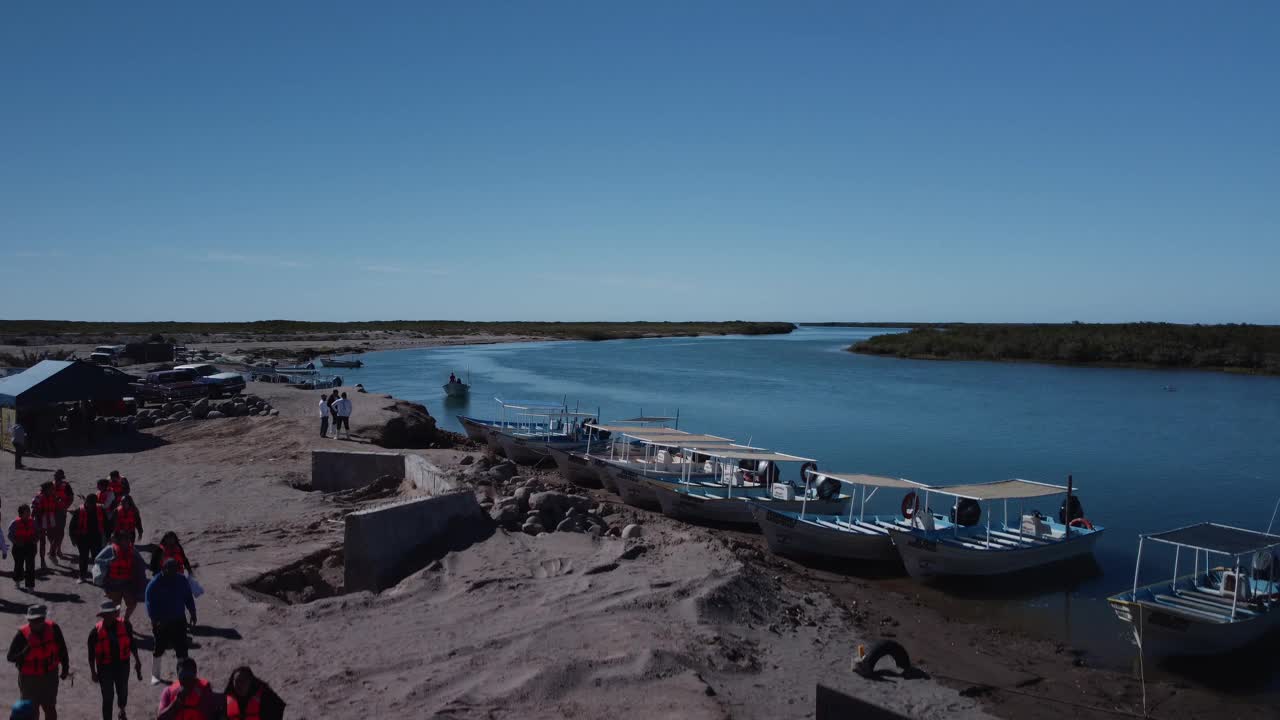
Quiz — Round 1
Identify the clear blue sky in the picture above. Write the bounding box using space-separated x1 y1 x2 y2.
2 2 1277 323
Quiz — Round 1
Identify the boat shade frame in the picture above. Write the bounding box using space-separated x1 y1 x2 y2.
693 447 816 463
494 398 568 412
1144 522 1280 556
614 416 678 423
628 432 736 445
810 471 930 490
924 478 1070 501
585 424 692 435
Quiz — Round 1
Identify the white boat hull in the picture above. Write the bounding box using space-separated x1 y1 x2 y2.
650 481 846 526
603 465 661 510
753 507 899 562
1109 597 1280 657
496 433 584 466
591 457 619 493
443 382 470 397
889 526 1103 579
548 447 601 488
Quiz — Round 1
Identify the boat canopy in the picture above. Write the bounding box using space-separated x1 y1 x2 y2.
811 471 929 490
585 423 690 435
1144 523 1280 556
926 478 1069 501
495 398 569 412
630 432 736 445
614 416 678 423
694 447 816 463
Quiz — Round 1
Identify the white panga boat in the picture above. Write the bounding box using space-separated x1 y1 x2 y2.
320 357 364 368
752 472 933 563
490 399 597 466
1108 522 1280 657
456 398 574 457
645 447 852 526
887 477 1104 580
547 416 678 488
442 372 470 397
594 428 739 509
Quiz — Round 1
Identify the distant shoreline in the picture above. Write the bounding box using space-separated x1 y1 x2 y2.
0 320 796 366
848 322 1280 376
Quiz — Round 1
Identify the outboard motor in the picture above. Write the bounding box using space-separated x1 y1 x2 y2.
816 477 841 501
798 461 819 488
950 498 982 527
1059 496 1085 525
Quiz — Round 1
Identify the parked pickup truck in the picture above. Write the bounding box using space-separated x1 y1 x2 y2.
130 370 211 406
174 364 247 399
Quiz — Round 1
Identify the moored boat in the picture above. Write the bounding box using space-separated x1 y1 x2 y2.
887 477 1104 580
647 447 852 526
549 416 680 489
1108 522 1280 657
752 472 933 563
320 357 364 368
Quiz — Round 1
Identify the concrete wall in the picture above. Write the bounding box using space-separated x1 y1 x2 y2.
344 493 485 592
311 449 457 494
311 449 406 492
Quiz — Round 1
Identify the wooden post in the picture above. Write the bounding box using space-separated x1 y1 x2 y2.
1065 474 1074 539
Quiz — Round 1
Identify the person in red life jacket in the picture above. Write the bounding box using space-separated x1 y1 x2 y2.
107 472 130 503
94 531 147 624
70 495 109 584
49 471 74 562
6 605 70 720
95 480 117 521
87 601 142 720
112 497 144 545
7 506 38 591
157 657 219 720
223 667 286 720
149 532 202 599
30 484 58 571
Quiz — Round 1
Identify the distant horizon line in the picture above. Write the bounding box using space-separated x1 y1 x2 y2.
2 319 1278 327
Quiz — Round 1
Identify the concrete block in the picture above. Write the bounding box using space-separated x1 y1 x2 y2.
344 493 486 592
311 449 405 492
405 453 457 494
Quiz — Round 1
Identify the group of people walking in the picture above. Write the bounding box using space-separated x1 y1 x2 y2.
317 390 353 439
3 470 285 719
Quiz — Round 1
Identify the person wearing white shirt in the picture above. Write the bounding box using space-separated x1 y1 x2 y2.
318 396 332 438
333 393 353 439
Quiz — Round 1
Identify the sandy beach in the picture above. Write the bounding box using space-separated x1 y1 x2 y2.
0 379 1264 719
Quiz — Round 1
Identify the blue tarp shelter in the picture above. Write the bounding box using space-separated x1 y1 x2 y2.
0 360 133 409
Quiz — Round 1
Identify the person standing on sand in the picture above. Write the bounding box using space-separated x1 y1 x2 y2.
95 531 146 623
87 601 142 720
333 392 352 439
144 559 195 686
157 658 218 720
112 497 143 545
30 485 58 571
11 422 27 470
50 472 74 562
107 472 130 506
95 480 117 520
71 495 108 584
6 605 69 720
317 395 331 438
224 666 286 720
8 506 37 591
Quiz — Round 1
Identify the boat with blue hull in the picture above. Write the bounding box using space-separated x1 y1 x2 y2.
1108 522 1280 657
887 478 1104 580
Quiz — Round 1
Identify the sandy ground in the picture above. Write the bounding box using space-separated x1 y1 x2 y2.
0 381 1268 719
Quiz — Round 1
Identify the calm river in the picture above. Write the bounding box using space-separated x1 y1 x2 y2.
339 326 1280 690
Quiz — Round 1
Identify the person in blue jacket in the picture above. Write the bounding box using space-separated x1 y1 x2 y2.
144 559 196 687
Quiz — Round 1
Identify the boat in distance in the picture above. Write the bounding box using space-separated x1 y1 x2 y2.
319 357 364 368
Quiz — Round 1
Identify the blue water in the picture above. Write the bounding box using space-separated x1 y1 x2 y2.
337 326 1280 681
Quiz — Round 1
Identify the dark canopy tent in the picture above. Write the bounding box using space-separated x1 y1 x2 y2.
0 360 133 409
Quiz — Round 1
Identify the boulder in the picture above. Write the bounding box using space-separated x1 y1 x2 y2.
269 409 279 417
206 411 226 419
489 461 518 482
555 517 584 533
622 524 643 540
491 505 521 529
459 455 475 466
353 399 461 449
529 491 591 517
521 520 544 536
513 487 531 512
190 399 210 419
136 416 155 429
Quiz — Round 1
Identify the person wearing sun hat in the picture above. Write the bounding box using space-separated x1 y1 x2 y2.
87 600 142 720
6 605 69 720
